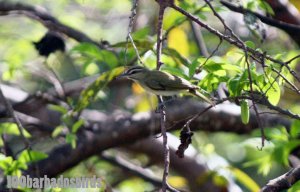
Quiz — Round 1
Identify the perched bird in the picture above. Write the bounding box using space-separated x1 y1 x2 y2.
33 31 65 57
118 66 214 105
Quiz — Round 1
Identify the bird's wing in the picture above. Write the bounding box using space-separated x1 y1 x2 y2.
151 71 195 90
144 78 166 91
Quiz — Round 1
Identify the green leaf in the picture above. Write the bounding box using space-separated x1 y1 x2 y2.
203 61 241 76
258 1 274 15
71 43 103 61
48 104 68 114
290 120 300 138
189 58 203 78
72 119 85 133
18 150 48 163
203 62 226 76
0 156 13 171
228 76 245 96
99 50 119 68
0 123 20 135
72 43 119 68
52 125 65 138
288 180 300 192
161 66 189 80
163 48 190 67
132 27 150 39
199 73 224 92
241 100 250 124
245 41 255 49
230 167 260 192
262 79 281 106
75 66 124 112
271 140 300 166
83 62 100 75
244 155 272 176
0 123 31 137
220 63 242 72
66 133 77 149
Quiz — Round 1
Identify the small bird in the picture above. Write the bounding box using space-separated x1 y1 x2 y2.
118 66 214 105
33 31 65 57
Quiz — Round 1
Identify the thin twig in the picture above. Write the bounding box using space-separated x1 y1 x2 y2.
100 152 162 186
220 0 300 34
125 0 143 65
196 37 223 74
155 1 178 191
170 3 300 83
285 54 300 64
203 0 265 147
156 2 166 70
43 61 66 99
272 67 300 94
163 4 207 41
158 96 169 192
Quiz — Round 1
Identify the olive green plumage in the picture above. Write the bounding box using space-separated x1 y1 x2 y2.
118 66 214 105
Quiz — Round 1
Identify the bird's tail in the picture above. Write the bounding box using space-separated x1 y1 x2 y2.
189 89 215 106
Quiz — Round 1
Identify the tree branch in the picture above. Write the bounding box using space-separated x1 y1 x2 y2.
0 1 102 47
220 0 300 33
261 166 300 192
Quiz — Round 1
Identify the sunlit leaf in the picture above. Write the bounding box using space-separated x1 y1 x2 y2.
244 155 272 176
262 78 281 106
18 150 48 163
0 123 31 138
72 119 85 133
75 67 124 112
49 104 68 114
168 176 187 188
168 27 189 57
0 156 13 171
52 125 65 138
230 167 260 192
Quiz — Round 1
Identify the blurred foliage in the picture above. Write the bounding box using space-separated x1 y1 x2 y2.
0 0 300 191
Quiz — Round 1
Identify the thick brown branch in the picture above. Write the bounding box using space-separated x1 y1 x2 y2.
0 1 102 47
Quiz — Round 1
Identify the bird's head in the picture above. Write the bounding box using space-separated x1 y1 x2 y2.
118 66 149 80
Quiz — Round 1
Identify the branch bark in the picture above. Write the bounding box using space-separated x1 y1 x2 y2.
0 1 102 47
221 0 300 46
261 166 300 192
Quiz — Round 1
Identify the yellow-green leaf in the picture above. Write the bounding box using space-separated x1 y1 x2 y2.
75 67 124 112
241 100 250 124
230 167 260 192
263 79 281 106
